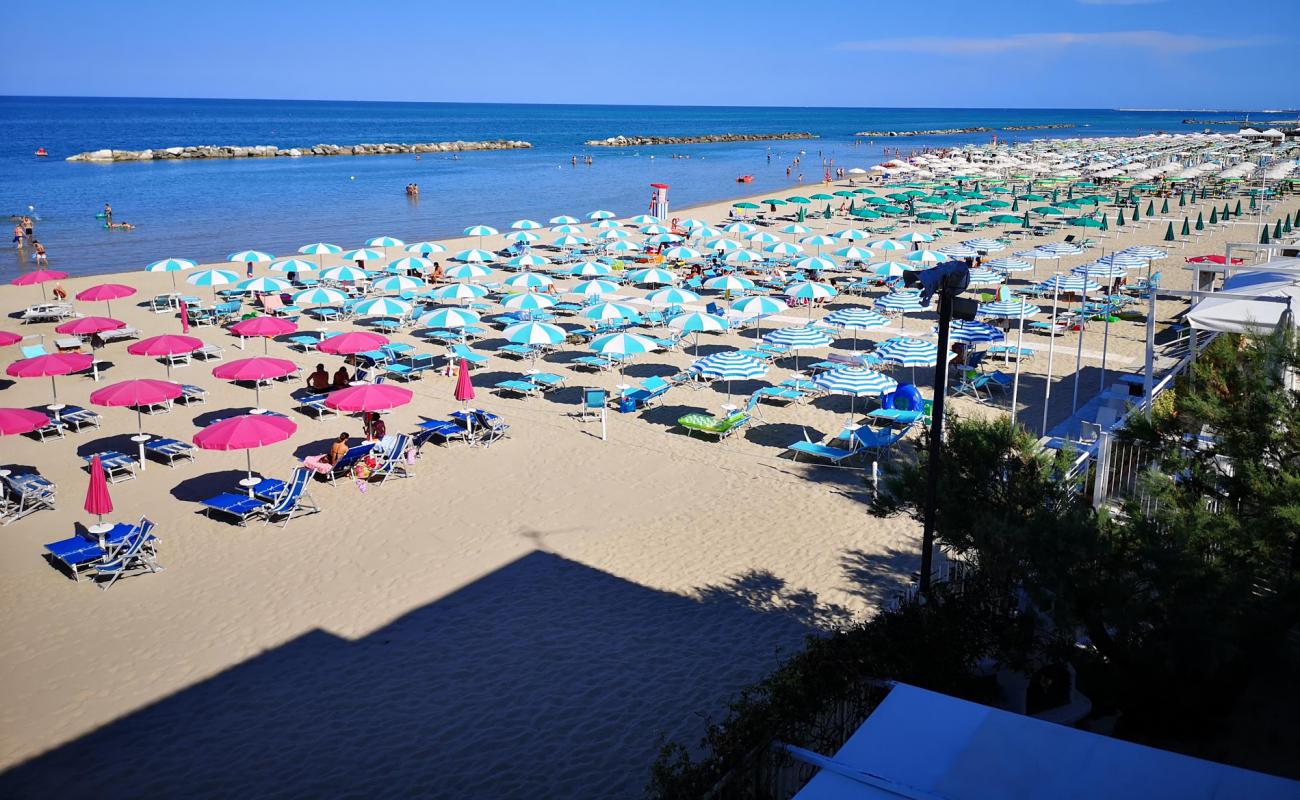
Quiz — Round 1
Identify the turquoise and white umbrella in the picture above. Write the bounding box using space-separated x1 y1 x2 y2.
764 325 832 369
834 245 875 260
766 241 805 258
586 209 615 220
799 234 837 248
785 280 837 302
749 231 781 245
510 219 543 230
270 258 317 274
906 249 947 264
703 238 743 253
554 234 588 248
405 241 447 255
943 320 1005 344
732 295 788 316
590 219 621 230
366 235 405 248
341 248 383 262
551 223 584 234
591 331 654 356
146 257 197 275
571 279 619 296
876 337 951 368
876 290 927 328
299 242 342 256
1072 263 1127 280
663 245 701 260
627 267 676 285
431 282 489 301
781 223 811 235
421 307 481 329
986 257 1033 273
834 228 872 241
816 367 898 422
629 214 660 225
724 221 756 235
1035 242 1083 257
372 274 426 293
505 231 541 244
322 265 370 282
598 228 632 240
866 238 908 252
228 250 273 264
506 254 552 270
640 224 671 235
584 301 639 322
454 248 496 263
1037 274 1100 294
647 286 701 306
463 225 499 238
871 261 907 279
237 276 291 293
549 215 579 225
385 256 432 274
294 287 347 306
962 238 1006 252
793 256 835 272
977 298 1041 319
501 292 557 311
446 262 493 280
690 351 768 401
824 307 889 350
695 228 728 240
1093 252 1146 268
353 297 411 317
1121 245 1168 260
705 275 756 293
940 244 979 258
677 218 707 230
608 240 641 254
504 272 553 290
966 267 1004 285
187 268 239 288
897 231 934 244
669 311 727 333
504 321 566 345
568 261 613 277
724 249 764 265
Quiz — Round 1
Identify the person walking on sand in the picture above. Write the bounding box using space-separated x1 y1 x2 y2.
33 240 47 266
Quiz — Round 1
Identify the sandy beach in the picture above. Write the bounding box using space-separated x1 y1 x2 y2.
2 159 1298 797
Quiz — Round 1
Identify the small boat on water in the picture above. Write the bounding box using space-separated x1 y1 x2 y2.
34 148 48 157
736 175 754 183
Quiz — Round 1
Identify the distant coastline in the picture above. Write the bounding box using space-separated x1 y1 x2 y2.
64 140 532 162
584 132 816 147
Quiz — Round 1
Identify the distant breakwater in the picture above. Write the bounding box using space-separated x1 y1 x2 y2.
65 140 532 162
584 132 817 147
855 123 1076 137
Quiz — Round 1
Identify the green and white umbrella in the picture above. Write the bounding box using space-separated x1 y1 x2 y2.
590 219 622 230
780 223 811 235
897 231 934 243
598 228 632 240
905 249 947 264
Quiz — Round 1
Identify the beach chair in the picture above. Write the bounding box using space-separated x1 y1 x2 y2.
370 434 413 483
677 410 750 441
85 451 138 482
57 406 102 431
416 419 471 447
469 411 509 448
496 343 537 360
581 388 608 421
866 408 923 427
3 471 56 525
384 353 439 381
262 467 320 527
786 429 864 464
44 517 157 582
297 393 339 419
531 372 566 392
572 354 619 372
200 491 268 525
30 415 68 441
93 518 162 590
495 378 543 398
178 384 209 404
143 437 196 466
450 344 488 367
850 426 909 458
194 343 225 361
326 443 377 484
98 325 141 344
621 376 672 409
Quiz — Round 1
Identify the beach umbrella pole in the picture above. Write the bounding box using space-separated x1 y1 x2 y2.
1071 280 1090 418
245 451 255 497
1010 310 1026 429
1040 282 1061 437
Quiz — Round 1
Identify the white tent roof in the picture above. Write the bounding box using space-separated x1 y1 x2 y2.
1186 265 1300 334
793 684 1299 800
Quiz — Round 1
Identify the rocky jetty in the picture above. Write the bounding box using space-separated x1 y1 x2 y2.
65 140 532 162
1002 123 1076 131
584 132 816 147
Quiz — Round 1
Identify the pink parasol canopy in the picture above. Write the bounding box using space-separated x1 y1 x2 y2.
128 334 204 357
194 413 298 494
230 315 297 353
90 379 185 447
84 454 114 524
454 358 476 404
12 269 68 286
0 331 23 347
6 352 94 404
325 383 413 412
213 357 297 408
317 331 389 355
0 407 50 436
56 316 126 336
76 283 136 315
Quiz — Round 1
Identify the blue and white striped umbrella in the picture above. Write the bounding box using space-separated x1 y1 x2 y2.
824 308 889 330
799 234 837 247
549 215 580 225
704 237 744 253
1093 252 1147 268
693 226 726 239
872 262 907 279
724 249 765 265
353 297 412 317
866 239 908 251
986 257 1033 272
591 332 655 356
553 234 588 248
1071 262 1128 279
571 279 619 296
690 351 768 381
977 298 1041 319
569 261 613 277
627 267 676 285
961 238 1006 252
943 320 1005 344
896 231 934 243
228 250 273 264
294 287 347 306
1121 246 1168 260
704 274 755 294
598 228 632 240
454 248 496 263
385 256 432 274
815 367 897 397
668 311 728 333
340 248 383 262
749 231 781 245
793 256 836 272
446 263 493 279
504 321 566 345
1035 242 1084 257
590 220 621 231
551 223 584 234
647 287 701 305
939 244 979 258
504 272 554 290
421 307 481 329
584 301 640 322
372 274 426 293
1037 274 1101 294
876 337 951 368
146 258 197 273
875 290 926 313
1014 249 1053 260
463 225 499 237
642 227 674 238
780 223 811 235
298 242 342 256
663 245 702 260
835 228 872 241
609 240 643 254
366 236 405 248
724 221 756 235
586 209 616 220
186 268 239 288
677 218 708 230
502 292 558 311
766 241 805 257
785 281 838 301
966 267 1004 285
505 231 541 244
270 258 317 274
834 245 875 260
906 249 947 264
732 295 788 315
237 276 291 293
404 241 446 255
764 326 833 349
629 214 660 225
510 219 543 230
430 282 489 300
321 265 370 282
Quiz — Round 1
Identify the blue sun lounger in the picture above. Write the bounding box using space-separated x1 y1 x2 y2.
622 376 672 408
415 419 471 447
93 519 162 590
261 467 319 527
201 492 267 525
787 431 864 464
450 344 488 366
85 451 138 482
143 437 196 466
44 517 157 582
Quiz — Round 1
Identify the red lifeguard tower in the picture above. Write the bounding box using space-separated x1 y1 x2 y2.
649 183 669 220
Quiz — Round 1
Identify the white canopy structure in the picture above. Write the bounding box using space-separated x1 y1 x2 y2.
792 684 1300 800
1186 265 1300 334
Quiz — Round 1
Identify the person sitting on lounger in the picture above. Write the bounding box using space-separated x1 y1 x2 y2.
332 366 351 390
307 364 331 392
364 411 386 441
325 432 350 465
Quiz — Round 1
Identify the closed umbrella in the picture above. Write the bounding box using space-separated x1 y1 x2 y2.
193 414 297 496
84 454 114 531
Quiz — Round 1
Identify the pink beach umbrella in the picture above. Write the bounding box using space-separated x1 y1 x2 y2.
76 283 136 315
193 413 297 496
12 269 69 300
454 357 475 405
56 316 126 337
127 334 203 377
212 357 298 408
325 383 413 412
317 331 389 356
180 302 190 333
0 407 50 437
84 454 114 529
230 315 298 353
90 378 185 468
6 352 94 407
0 331 23 347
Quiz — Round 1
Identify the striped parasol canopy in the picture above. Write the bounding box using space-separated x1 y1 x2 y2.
372 274 426 293
352 297 411 317
590 332 656 357
1037 274 1101 294
227 250 273 264
875 290 927 313
690 351 768 380
463 225 499 237
1071 263 1128 279
299 242 342 256
785 281 838 301
583 301 640 322
549 215 580 225
905 249 948 264
763 326 833 349
724 249 765 265
321 265 370 282
366 236 405 248
966 267 1005 285
732 295 788 315
504 321 566 345
985 257 1034 272
501 292 557 311
962 238 1007 252
766 241 805 257
815 367 897 397
647 287 701 306
663 246 702 261
866 239 908 251
429 282 490 301
505 231 541 244
504 272 554 290
187 268 239 287
834 228 872 241
146 258 197 273
293 287 347 306
384 256 432 274
237 276 291 293
824 308 889 330
896 231 934 243
1093 252 1148 268
405 241 447 255
939 244 979 258
454 248 497 263
505 254 551 270
627 267 676 285
568 261 613 277
834 245 875 260
876 336 952 368
1121 246 1168 260
446 263 493 279
270 258 317 274
705 275 757 293
668 311 728 334
420 307 481 329
1035 242 1084 257
510 219 543 230
571 279 619 296
793 256 836 272
943 320 1005 344
340 248 383 262
977 298 1041 319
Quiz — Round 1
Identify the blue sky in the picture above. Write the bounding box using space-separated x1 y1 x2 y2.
4 0 1297 108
